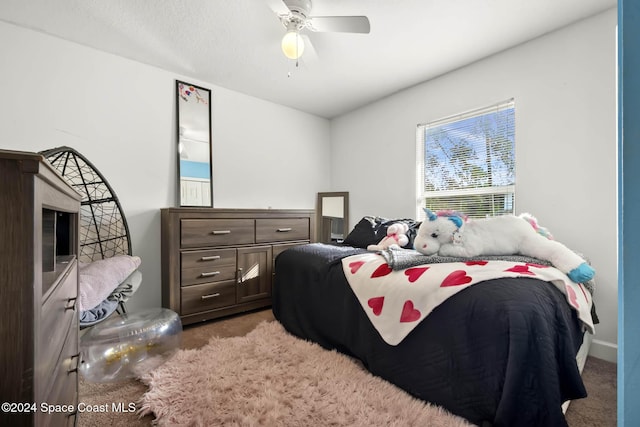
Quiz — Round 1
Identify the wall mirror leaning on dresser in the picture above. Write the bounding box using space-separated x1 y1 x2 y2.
176 80 213 207
317 192 349 243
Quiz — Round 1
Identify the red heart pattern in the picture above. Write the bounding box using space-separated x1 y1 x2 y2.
440 270 473 287
367 297 384 316
400 300 421 322
349 261 365 274
566 285 580 309
345 254 593 345
371 263 392 278
405 267 429 283
505 265 535 275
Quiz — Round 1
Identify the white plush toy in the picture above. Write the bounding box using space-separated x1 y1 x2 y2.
367 223 410 251
413 208 595 283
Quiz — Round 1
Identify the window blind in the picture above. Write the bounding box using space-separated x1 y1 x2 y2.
416 99 515 219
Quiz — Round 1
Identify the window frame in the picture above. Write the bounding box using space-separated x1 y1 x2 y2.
415 99 516 220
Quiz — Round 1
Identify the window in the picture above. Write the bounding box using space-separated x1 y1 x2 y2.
416 99 515 219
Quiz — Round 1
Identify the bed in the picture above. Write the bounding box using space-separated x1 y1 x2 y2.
272 218 595 427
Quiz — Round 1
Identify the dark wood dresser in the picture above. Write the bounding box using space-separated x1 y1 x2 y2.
0 150 81 426
161 208 315 325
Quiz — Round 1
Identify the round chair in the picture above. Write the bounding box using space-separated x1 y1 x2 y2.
41 146 141 327
41 147 182 381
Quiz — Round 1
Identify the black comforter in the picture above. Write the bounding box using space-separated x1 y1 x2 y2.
272 243 587 427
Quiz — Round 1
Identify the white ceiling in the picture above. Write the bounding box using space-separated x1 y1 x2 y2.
0 0 616 119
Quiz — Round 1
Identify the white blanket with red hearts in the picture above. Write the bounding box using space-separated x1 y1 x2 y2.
342 252 594 346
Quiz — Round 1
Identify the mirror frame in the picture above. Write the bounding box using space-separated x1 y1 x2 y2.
317 191 349 244
176 80 213 207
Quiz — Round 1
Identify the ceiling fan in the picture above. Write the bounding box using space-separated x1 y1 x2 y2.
267 0 370 60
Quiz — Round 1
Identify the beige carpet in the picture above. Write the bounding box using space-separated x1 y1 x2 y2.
78 308 616 427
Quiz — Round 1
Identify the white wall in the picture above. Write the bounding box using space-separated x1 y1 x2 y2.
0 21 331 311
330 9 618 361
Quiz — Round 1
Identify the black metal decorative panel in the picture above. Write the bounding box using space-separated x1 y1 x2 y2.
40 146 132 263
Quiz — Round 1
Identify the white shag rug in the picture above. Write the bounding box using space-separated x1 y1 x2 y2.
139 321 472 427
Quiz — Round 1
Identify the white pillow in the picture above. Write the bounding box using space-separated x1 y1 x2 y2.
78 255 142 311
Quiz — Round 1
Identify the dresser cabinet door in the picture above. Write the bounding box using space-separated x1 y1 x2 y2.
236 246 272 303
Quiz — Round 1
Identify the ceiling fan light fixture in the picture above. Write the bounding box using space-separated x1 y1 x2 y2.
281 29 305 59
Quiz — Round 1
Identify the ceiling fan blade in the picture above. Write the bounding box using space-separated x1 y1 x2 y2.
265 0 291 16
301 34 318 63
308 16 370 33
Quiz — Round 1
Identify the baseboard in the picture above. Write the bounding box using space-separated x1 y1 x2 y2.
588 338 618 363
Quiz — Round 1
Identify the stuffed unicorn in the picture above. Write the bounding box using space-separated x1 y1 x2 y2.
367 223 410 251
413 208 595 283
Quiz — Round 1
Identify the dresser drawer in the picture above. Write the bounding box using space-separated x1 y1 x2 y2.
40 260 77 384
181 280 237 315
42 324 79 427
256 218 310 243
181 248 237 286
181 219 254 248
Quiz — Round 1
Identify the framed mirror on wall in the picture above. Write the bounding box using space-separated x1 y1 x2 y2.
176 80 213 207
317 192 349 243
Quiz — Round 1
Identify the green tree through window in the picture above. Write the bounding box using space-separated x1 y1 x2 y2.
416 100 515 218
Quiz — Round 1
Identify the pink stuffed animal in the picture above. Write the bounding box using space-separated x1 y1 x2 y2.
367 223 410 251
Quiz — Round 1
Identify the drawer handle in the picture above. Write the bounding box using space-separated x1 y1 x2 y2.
64 297 77 311
212 230 231 235
201 293 221 300
68 353 80 374
277 228 293 232
200 271 220 278
237 267 244 284
201 255 221 261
